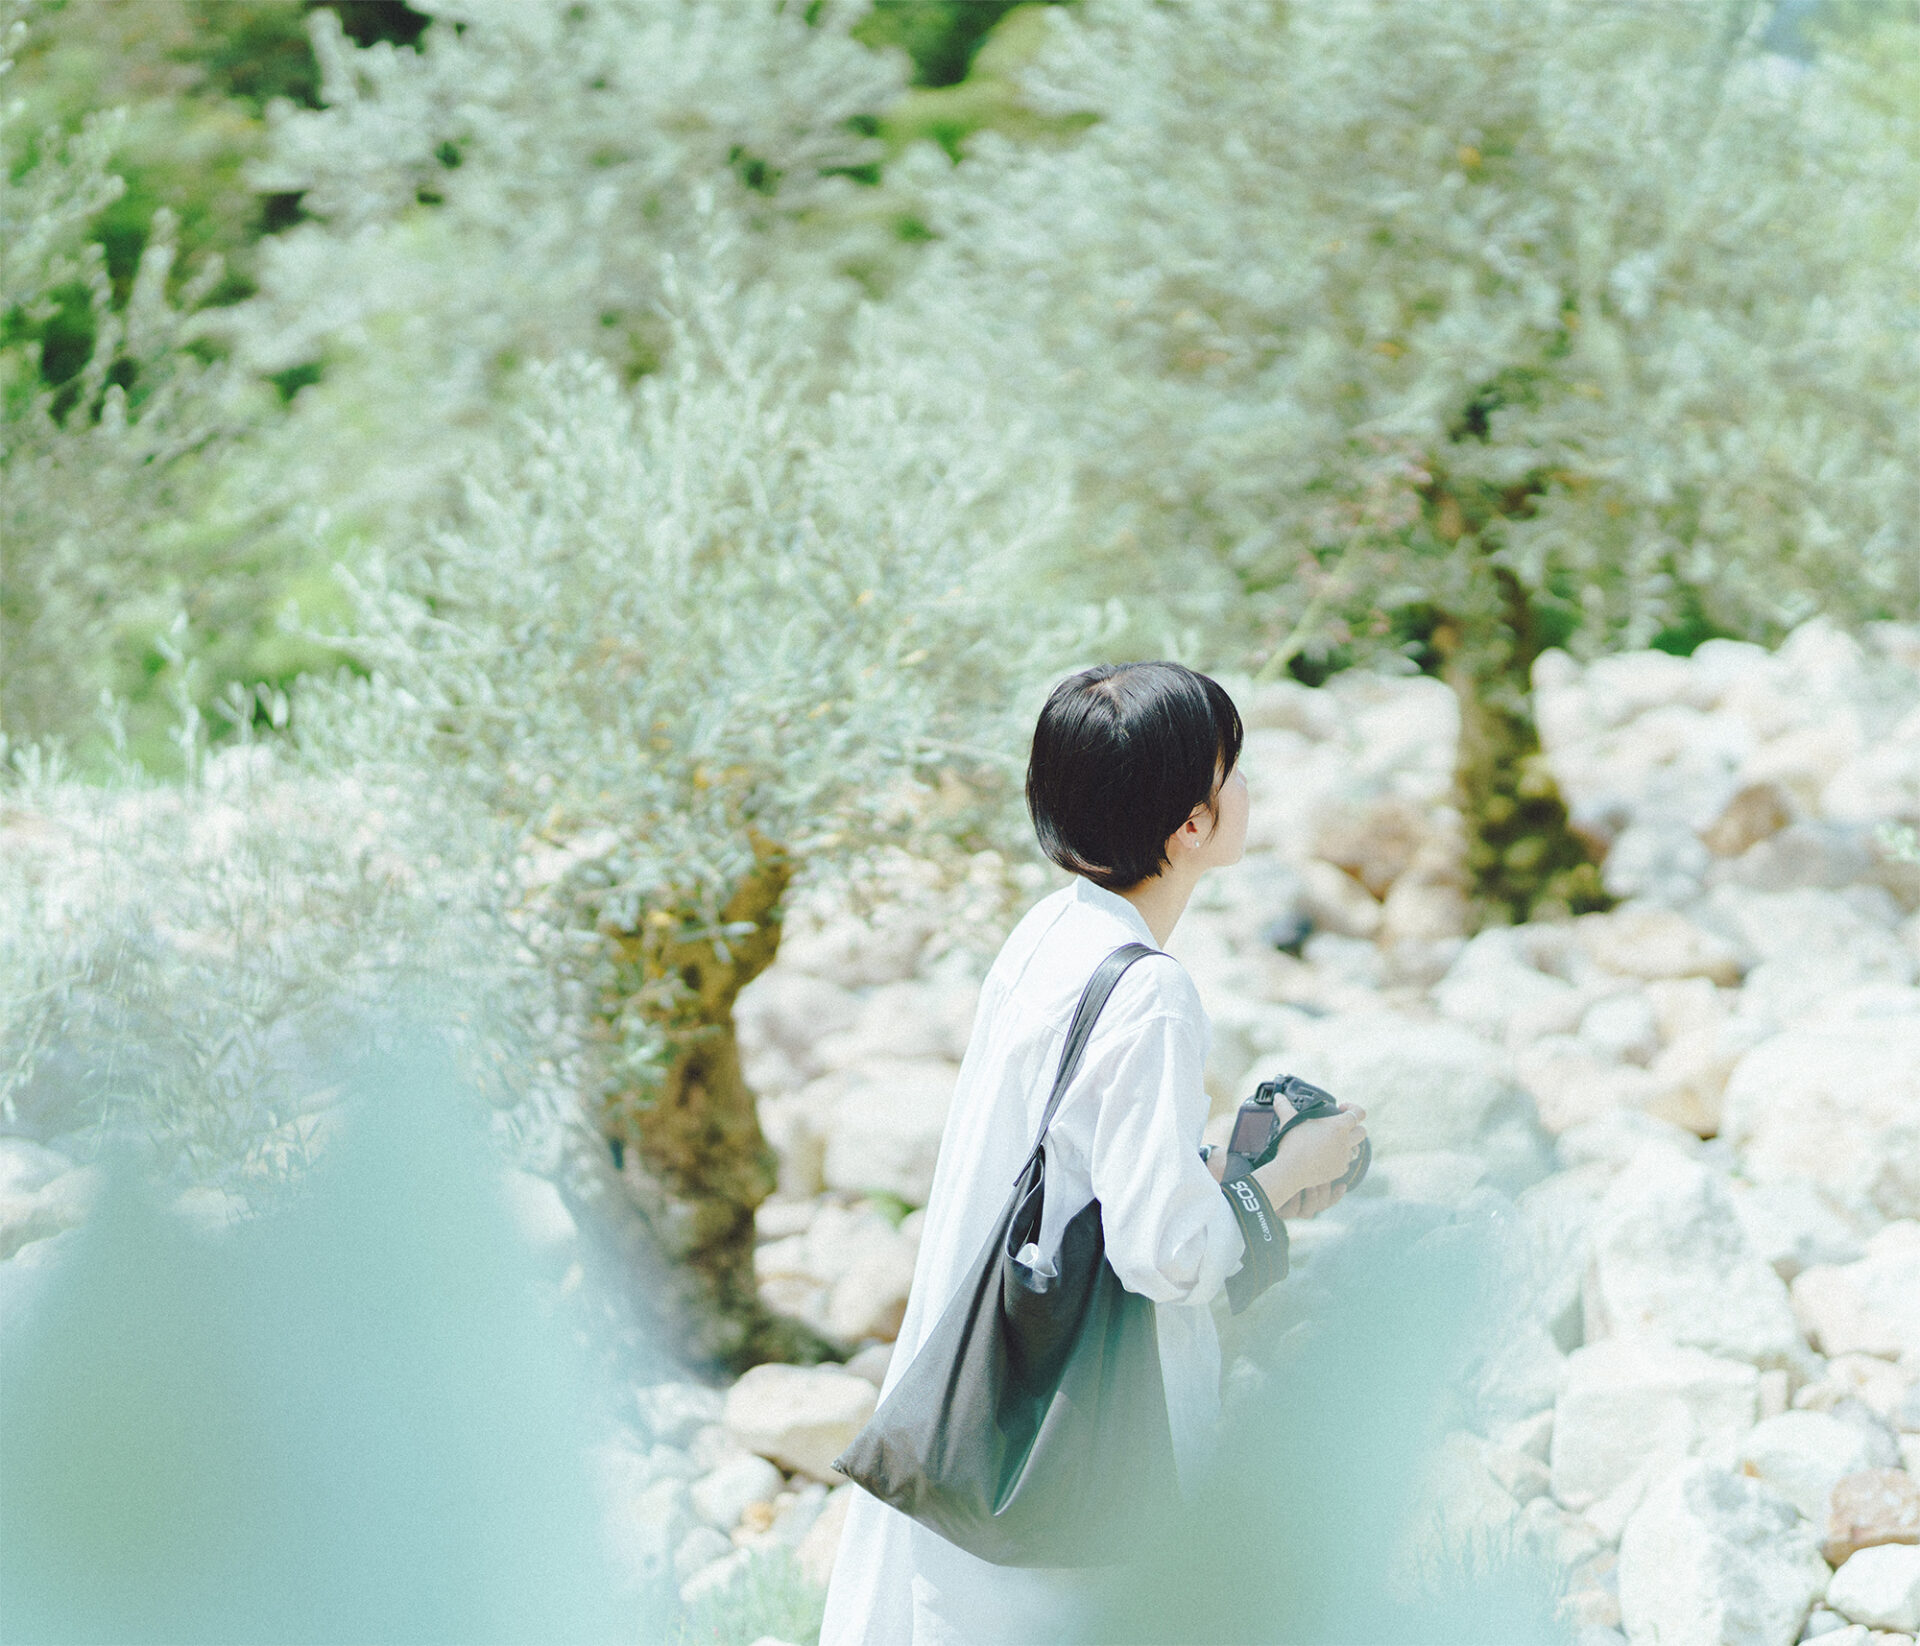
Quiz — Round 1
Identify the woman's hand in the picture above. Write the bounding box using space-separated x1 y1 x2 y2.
1250 1103 1366 1214
1274 1179 1344 1219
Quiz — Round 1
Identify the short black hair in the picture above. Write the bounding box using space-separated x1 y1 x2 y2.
1025 661 1243 892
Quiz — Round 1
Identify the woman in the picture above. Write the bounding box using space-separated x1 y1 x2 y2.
820 661 1368 1646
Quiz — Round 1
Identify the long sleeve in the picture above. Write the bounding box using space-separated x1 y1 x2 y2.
1085 1008 1246 1307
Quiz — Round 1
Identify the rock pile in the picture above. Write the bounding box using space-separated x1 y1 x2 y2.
715 620 1920 1639
7 620 1920 1635
599 1368 868 1605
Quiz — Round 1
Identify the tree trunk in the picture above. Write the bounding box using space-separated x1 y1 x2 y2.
596 835 840 1372
1429 564 1611 926
1417 464 1611 927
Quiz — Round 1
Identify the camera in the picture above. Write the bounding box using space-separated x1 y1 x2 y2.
1225 1074 1370 1192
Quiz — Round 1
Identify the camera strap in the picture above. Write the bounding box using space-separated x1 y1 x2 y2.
1216 1162 1286 1315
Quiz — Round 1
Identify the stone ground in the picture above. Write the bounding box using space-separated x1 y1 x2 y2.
7 619 1920 1646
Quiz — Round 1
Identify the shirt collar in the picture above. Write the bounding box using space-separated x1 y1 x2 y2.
1070 875 1160 949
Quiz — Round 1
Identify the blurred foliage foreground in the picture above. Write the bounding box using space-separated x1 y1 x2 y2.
3 0 1919 1359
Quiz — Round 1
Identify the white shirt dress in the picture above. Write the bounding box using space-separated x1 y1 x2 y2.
819 875 1247 1646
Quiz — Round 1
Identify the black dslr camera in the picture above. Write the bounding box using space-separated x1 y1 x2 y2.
1224 1074 1371 1192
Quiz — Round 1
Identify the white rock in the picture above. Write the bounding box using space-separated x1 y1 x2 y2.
810 979 980 1071
501 1170 575 1253
1722 1020 1920 1222
1517 1037 1664 1136
1557 698 1748 842
1802 1609 1856 1640
756 1095 828 1198
818 1058 957 1206
826 1239 918 1343
1433 929 1580 1040
646 1444 697 1482
636 1381 725 1448
1716 823 1876 896
1420 1431 1527 1547
1201 993 1310 1103
1369 1149 1488 1206
1586 1460 1662 1546
774 894 937 990
1827 1545 1920 1633
1580 906 1745 988
754 1197 819 1242
1760 1369 1791 1421
1379 861 1472 945
1299 931 1384 993
1584 1145 1813 1375
1732 1182 1868 1285
1518 1493 1605 1572
1643 1017 1767 1137
170 1185 249 1233
1581 993 1662 1066
843 1342 893 1388
1267 1010 1551 1192
1737 1412 1889 1523
1298 858 1383 939
1790 1225 1920 1363
1792 1356 1915 1434
1556 1112 1704 1173
754 1234 816 1282
0 1137 73 1197
688 1423 750 1472
678 1546 751 1605
673 1523 734 1586
1499 1409 1557 1464
795 1483 855 1588
723 1364 877 1482
1311 794 1433 898
802 1203 906 1287
599 1465 690 1590
1471 1317 1571 1431
690 1454 784 1529
1581 649 1699 724
1617 1460 1832 1646
1327 670 1460 798
1552 1338 1760 1511
754 1480 828 1551
1826 731 1920 827
0 1166 99 1262
1714 888 1915 1027
734 970 861 1083
1645 976 1732 1042
1515 1162 1610 1348
1604 821 1713 905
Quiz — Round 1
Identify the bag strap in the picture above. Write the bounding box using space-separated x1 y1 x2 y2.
1023 941 1159 1168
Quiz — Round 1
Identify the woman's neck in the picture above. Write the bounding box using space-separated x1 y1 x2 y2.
1116 862 1201 949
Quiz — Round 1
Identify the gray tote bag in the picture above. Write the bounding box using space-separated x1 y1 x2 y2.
832 942 1181 1567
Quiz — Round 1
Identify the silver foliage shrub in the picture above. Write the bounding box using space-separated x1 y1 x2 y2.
0 4 257 745
0 728 570 1191
227 0 913 529
894 0 1920 661
295 278 1071 1102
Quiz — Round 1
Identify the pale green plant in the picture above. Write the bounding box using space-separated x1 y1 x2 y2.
0 705 570 1192
906 0 1920 652
894 0 1920 918
665 1549 824 1646
1 2 269 755
224 0 915 533
293 279 1072 1362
